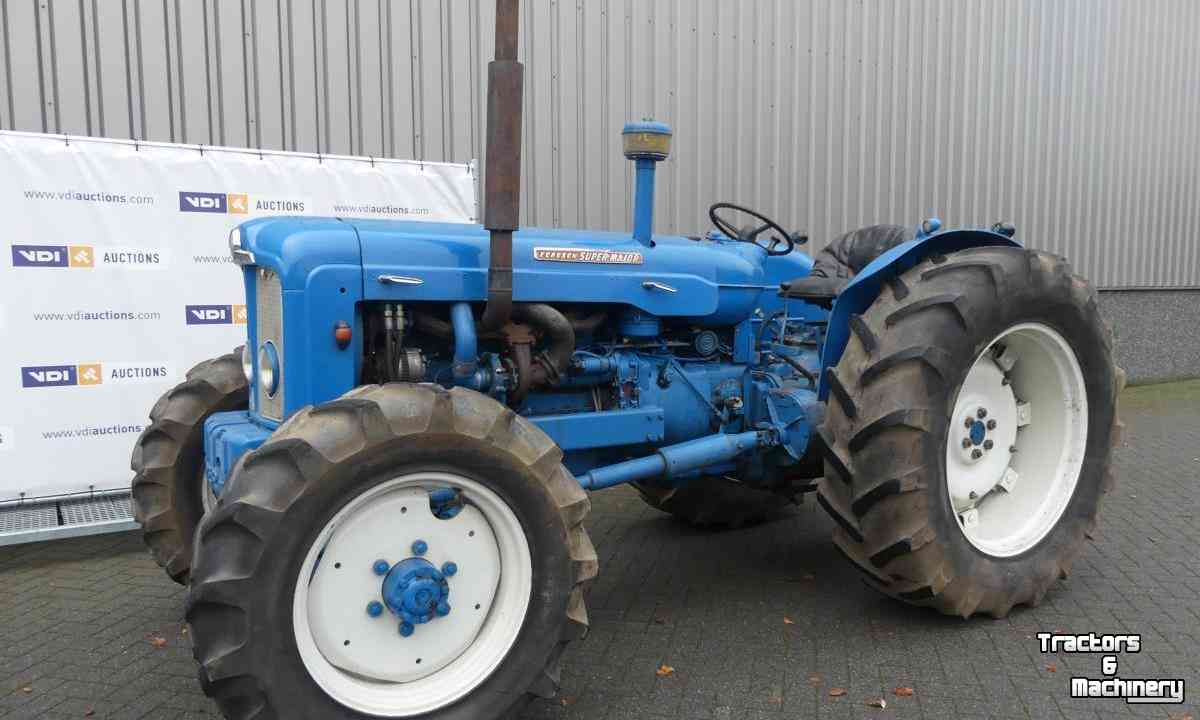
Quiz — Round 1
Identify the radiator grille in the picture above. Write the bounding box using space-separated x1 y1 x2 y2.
256 268 284 420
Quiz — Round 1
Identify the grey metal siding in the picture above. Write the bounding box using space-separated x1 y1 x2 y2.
2 0 1197 288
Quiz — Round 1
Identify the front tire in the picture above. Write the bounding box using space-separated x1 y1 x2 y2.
186 384 597 719
817 247 1123 618
130 348 248 584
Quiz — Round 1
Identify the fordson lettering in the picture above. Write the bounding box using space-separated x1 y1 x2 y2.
532 247 644 265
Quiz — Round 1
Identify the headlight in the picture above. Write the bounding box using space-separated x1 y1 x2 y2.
258 341 280 397
229 227 255 265
241 345 254 384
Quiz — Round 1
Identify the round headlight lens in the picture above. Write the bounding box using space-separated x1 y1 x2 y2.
258 341 280 397
240 345 254 384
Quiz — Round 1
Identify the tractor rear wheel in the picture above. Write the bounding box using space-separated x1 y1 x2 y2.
816 247 1123 618
635 476 802 529
130 348 248 584
186 384 597 719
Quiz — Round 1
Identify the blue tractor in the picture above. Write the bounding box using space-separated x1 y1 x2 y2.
131 3 1121 718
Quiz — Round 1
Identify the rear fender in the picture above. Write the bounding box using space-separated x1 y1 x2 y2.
818 227 1021 400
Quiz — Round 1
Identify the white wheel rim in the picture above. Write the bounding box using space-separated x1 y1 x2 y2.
945 322 1088 557
293 472 532 717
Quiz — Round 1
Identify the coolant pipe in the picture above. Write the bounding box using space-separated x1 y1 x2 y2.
451 302 481 388
577 430 767 491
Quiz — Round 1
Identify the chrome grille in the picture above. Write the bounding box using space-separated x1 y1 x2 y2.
256 267 284 420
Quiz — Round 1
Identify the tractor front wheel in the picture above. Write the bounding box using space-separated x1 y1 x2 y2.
817 246 1123 618
130 348 248 584
185 384 597 719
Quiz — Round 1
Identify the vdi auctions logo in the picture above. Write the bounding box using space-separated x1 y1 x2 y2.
21 363 103 388
179 191 249 214
185 304 248 325
11 244 94 268
20 362 171 388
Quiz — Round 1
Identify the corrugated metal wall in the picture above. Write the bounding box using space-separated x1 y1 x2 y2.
2 0 1198 288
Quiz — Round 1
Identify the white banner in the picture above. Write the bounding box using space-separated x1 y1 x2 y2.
0 131 477 501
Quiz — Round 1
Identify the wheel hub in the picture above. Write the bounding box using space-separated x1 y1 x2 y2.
380 556 452 628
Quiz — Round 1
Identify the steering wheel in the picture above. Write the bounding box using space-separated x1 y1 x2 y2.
708 202 795 256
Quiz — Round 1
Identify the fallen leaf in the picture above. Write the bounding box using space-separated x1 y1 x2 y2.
828 687 846 697
807 674 822 685
20 686 32 694
84 708 95 717
893 686 915 697
1045 663 1057 673
783 617 795 625
655 664 675 678
559 695 577 707
866 697 887 709
149 636 168 648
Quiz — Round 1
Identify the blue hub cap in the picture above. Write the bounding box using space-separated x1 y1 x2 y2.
381 557 451 626
969 420 987 446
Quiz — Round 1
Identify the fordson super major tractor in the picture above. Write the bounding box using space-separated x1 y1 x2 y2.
131 2 1121 718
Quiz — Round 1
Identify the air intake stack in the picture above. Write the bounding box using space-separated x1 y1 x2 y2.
622 120 672 246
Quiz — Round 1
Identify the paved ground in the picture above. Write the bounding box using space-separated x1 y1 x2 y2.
2 382 1198 720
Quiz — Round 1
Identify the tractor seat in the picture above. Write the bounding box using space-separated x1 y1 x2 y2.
780 224 914 308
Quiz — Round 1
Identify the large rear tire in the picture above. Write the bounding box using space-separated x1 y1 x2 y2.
185 384 597 719
130 348 247 584
816 247 1123 618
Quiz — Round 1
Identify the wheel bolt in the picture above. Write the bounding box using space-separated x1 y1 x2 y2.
986 419 997 430
372 559 390 576
983 440 994 450
971 449 983 460
964 416 975 428
961 437 972 449
366 601 384 618
399 622 415 637
977 407 988 419
411 540 428 556
436 601 451 617
442 562 458 577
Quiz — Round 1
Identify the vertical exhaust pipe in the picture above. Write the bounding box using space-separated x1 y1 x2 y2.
480 0 523 331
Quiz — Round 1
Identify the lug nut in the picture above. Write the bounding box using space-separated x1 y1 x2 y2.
986 419 997 430
442 562 458 577
971 449 983 460
367 601 384 618
411 540 428 556
436 601 451 617
372 559 390 576
964 416 975 428
399 622 415 637
977 407 988 419
961 437 972 449
983 440 994 450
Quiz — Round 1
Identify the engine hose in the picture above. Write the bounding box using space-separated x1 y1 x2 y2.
411 310 454 338
568 309 608 334
512 303 575 387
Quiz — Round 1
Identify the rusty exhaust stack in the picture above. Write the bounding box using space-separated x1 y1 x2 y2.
480 0 523 331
